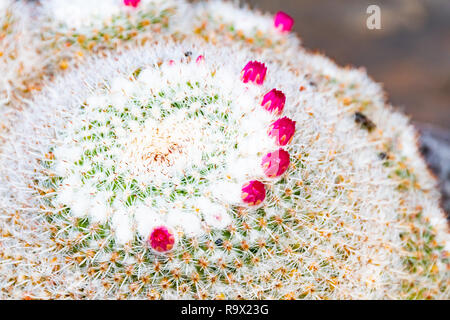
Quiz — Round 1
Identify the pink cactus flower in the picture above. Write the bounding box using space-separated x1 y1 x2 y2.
274 11 294 33
261 148 291 178
241 61 267 85
268 117 296 146
241 180 266 206
123 0 141 8
261 89 286 115
168 59 175 66
148 226 175 253
196 55 205 64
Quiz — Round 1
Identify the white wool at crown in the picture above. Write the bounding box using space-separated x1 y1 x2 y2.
0 0 10 12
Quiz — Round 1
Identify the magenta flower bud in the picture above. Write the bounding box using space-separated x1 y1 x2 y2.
148 226 175 253
268 117 296 146
274 11 294 32
240 61 267 85
241 180 266 206
196 55 205 64
123 0 141 8
261 89 286 115
261 148 291 178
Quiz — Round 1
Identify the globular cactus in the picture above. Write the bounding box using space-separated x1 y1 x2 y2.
0 0 448 300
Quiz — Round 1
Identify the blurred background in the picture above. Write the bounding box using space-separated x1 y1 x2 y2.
243 0 450 214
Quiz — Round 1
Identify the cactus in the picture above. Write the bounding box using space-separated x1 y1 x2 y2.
0 0 448 300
